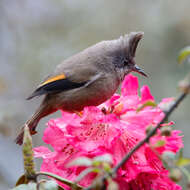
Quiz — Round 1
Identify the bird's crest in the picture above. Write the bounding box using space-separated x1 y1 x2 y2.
120 32 144 58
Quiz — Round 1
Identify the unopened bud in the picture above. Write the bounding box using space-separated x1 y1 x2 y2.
23 125 36 181
178 77 190 94
161 126 172 136
161 151 176 168
169 168 182 182
107 178 119 190
162 151 176 162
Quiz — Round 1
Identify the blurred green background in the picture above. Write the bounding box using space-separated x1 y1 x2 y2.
0 0 190 189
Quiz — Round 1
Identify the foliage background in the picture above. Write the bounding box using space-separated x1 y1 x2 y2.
0 0 190 189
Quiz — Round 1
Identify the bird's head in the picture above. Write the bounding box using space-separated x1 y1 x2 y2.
111 32 147 78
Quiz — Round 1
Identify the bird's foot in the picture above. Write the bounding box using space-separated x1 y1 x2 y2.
74 111 83 117
30 130 37 135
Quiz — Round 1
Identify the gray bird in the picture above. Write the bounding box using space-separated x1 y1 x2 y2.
15 32 147 145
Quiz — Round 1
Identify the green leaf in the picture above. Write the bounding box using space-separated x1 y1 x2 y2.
37 172 83 190
154 140 166 147
92 160 101 167
102 162 111 172
93 154 113 164
75 168 100 183
12 182 36 190
136 101 157 112
15 175 28 186
176 157 190 167
176 149 190 167
67 157 92 167
178 46 190 64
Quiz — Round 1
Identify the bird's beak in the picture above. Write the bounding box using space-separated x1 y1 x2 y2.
132 65 148 77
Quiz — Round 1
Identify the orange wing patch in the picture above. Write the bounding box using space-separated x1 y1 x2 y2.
39 74 66 87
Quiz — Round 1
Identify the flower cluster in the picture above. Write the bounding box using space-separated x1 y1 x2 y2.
34 74 183 190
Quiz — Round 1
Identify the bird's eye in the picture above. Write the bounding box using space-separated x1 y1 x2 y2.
124 58 129 66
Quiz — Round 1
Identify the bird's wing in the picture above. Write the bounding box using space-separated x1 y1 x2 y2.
26 63 102 100
26 73 88 100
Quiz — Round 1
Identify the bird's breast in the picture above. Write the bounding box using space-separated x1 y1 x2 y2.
55 73 120 112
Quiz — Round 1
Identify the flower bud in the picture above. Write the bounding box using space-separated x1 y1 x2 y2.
161 126 172 136
162 151 176 162
178 77 190 94
169 168 182 182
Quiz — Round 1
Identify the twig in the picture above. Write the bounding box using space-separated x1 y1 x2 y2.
36 172 83 190
85 91 189 190
112 92 187 174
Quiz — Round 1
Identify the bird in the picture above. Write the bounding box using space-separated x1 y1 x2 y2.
15 32 147 145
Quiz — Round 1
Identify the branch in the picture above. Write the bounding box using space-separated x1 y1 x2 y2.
85 89 189 190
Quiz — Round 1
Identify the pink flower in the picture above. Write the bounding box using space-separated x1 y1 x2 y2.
34 74 183 190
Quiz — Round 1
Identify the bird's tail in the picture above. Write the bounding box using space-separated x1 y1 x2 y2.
15 102 55 145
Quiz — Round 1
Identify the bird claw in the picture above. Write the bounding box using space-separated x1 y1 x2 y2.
31 130 37 135
74 111 83 117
